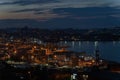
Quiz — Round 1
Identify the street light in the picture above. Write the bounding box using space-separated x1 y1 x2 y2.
83 74 88 80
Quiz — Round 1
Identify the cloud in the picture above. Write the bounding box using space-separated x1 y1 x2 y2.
110 14 120 18
7 0 120 16
52 7 120 18
0 15 120 29
0 0 58 6
5 6 120 24
0 0 120 8
0 0 120 27
10 8 42 13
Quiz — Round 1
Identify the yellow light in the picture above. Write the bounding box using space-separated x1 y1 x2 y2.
6 43 9 46
14 50 17 54
28 71 31 74
21 56 24 60
92 60 95 63
33 46 36 49
54 55 57 58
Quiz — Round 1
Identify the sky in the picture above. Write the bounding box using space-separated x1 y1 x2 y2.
0 0 120 29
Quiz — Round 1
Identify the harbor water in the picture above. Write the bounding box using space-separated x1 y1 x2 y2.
59 41 120 63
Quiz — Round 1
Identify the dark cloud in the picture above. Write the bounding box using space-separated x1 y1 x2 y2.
0 0 58 6
52 7 120 18
10 8 42 13
0 7 120 29
42 14 120 29
10 7 120 19
0 15 119 29
0 7 119 29
10 8 49 15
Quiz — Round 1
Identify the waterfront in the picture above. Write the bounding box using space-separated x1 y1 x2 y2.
0 61 120 80
0 39 119 80
0 35 120 80
60 41 120 63
0 0 120 79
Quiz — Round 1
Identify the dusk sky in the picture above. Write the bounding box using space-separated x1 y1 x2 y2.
0 0 120 29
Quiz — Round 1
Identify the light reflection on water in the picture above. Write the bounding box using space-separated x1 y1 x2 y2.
60 41 120 63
